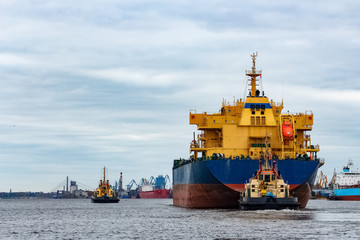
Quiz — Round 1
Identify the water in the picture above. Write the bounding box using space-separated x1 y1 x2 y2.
0 199 359 239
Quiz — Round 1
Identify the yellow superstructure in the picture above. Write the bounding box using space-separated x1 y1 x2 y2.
93 167 116 198
189 53 321 162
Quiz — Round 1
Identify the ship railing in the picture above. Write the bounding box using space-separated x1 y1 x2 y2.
310 144 320 150
282 112 303 116
297 111 313 116
305 110 313 115
245 70 262 75
318 158 325 164
222 98 243 107
272 102 283 107
204 111 222 115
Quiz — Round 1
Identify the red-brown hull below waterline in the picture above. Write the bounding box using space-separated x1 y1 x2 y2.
173 183 239 208
173 182 312 209
290 182 311 208
139 189 170 199
330 196 360 201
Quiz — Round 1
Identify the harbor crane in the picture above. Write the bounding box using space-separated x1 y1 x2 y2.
126 179 138 191
315 171 328 189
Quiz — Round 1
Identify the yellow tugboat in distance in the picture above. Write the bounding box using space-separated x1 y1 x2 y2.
91 167 119 203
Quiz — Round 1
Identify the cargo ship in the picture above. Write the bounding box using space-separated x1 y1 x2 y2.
139 175 171 199
173 53 324 208
328 160 360 201
91 167 119 203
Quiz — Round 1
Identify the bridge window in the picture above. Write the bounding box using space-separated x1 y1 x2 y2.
264 175 270 182
261 116 266 125
256 116 260 125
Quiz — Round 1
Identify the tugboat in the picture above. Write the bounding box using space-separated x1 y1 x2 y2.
239 138 300 210
91 167 119 203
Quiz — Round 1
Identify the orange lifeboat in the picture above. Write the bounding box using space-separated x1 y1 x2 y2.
282 121 293 141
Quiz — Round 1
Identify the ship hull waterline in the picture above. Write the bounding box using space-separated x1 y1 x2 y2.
139 189 171 199
91 197 119 203
328 195 360 201
328 187 360 201
239 197 301 210
173 159 320 209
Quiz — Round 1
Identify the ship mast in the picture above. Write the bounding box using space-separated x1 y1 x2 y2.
103 166 106 184
264 134 271 170
246 52 262 97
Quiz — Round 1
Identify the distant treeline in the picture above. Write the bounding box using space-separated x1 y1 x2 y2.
0 192 52 199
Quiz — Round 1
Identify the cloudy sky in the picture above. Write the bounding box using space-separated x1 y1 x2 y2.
0 0 359 192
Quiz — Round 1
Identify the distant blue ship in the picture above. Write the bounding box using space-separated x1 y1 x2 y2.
329 160 360 201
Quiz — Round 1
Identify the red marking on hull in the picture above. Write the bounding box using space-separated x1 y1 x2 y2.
224 184 245 192
173 183 312 209
139 189 170 199
290 182 311 208
289 184 300 190
225 183 301 192
335 196 360 201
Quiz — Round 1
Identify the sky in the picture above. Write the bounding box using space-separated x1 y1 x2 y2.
0 0 359 192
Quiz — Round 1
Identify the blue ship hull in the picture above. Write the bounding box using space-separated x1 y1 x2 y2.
173 159 320 208
330 188 360 201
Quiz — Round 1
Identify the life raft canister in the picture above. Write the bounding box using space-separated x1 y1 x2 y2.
282 121 293 141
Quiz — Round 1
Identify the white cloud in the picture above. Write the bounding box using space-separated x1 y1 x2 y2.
0 0 360 191
0 53 38 67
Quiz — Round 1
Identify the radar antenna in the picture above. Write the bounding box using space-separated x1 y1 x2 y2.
246 52 262 97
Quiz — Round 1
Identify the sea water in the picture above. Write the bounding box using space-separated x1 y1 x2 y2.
0 198 359 239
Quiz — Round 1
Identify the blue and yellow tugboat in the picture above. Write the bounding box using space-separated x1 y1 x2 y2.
239 140 300 210
91 167 119 203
